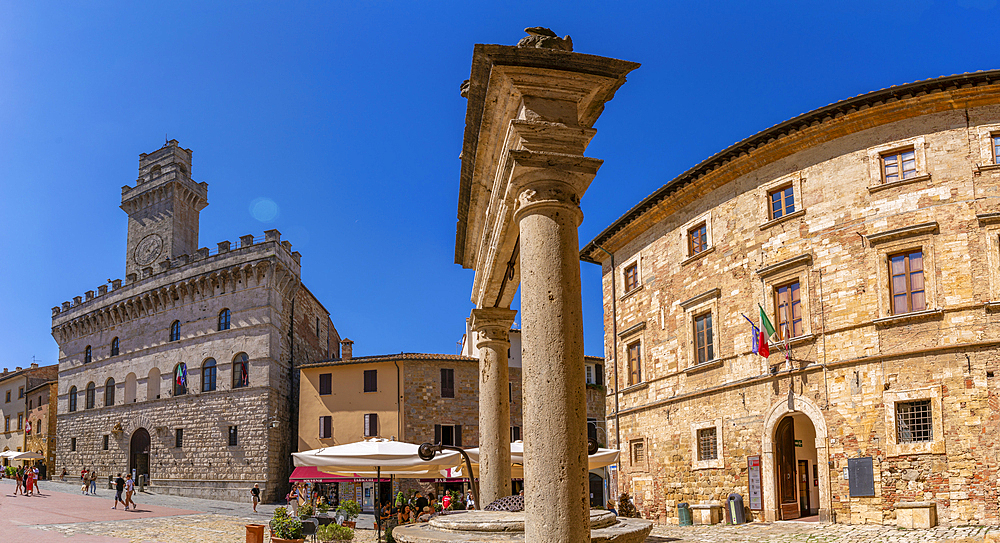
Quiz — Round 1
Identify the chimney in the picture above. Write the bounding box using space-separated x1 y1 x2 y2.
341 339 353 360
2 368 7 376
16 366 22 371
30 363 38 369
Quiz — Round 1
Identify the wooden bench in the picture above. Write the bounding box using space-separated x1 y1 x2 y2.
896 501 937 529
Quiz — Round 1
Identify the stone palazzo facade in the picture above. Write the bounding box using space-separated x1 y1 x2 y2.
51 141 339 502
581 70 1000 525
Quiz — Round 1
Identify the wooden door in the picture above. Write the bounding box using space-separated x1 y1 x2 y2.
775 417 800 520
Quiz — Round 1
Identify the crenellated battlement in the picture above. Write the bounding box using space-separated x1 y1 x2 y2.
51 229 302 325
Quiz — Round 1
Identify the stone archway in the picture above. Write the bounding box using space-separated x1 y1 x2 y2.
761 393 831 522
129 428 150 482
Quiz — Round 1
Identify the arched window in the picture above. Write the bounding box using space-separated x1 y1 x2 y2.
169 321 180 342
85 382 96 410
105 378 116 406
84 346 92 364
68 386 77 412
148 367 161 400
233 353 249 388
218 309 231 331
149 164 161 178
173 364 187 396
111 337 119 356
202 359 217 392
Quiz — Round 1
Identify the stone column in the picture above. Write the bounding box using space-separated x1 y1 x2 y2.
471 307 517 506
515 180 589 543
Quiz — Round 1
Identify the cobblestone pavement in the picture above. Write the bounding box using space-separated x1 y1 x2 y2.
645 521 997 543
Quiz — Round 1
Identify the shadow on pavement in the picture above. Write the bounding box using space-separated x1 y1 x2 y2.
644 537 681 542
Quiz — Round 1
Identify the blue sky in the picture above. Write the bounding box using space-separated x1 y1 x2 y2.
1 1 997 367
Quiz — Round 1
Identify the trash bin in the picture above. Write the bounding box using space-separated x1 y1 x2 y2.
245 524 265 543
677 502 692 526
727 493 746 525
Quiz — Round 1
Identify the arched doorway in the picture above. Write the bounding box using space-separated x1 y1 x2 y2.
762 393 830 522
130 428 150 481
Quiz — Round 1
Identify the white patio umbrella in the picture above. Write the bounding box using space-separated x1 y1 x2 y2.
459 441 620 478
292 438 463 472
12 451 44 460
0 450 17 458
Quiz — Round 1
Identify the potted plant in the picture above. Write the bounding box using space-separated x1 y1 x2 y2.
336 499 361 528
270 506 305 543
298 502 315 519
316 523 355 542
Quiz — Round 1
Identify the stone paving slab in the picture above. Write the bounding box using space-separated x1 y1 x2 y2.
644 521 997 543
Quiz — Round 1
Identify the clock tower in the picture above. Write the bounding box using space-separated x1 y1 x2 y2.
121 140 208 280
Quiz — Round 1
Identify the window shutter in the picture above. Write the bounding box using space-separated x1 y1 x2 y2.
372 413 379 436
455 425 462 447
596 364 603 386
364 414 371 437
434 424 442 444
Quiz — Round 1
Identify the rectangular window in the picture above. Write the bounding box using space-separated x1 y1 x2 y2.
889 250 925 315
316 317 320 337
4 416 9 432
624 262 639 292
441 368 455 398
103 435 109 450
19 386 24 398
363 370 377 393
175 428 183 448
774 281 803 339
630 439 645 464
688 223 708 256
586 365 593 384
697 427 718 461
627 342 642 386
319 416 333 439
17 413 23 430
319 373 332 395
509 382 513 403
71 437 76 452
596 364 603 386
694 312 714 364
993 134 1000 163
229 426 238 446
364 413 378 437
768 185 795 220
897 399 933 443
435 424 462 447
511 426 521 442
5 391 9 402
881 148 917 183
28 400 32 410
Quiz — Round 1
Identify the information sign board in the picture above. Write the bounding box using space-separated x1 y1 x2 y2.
747 455 762 510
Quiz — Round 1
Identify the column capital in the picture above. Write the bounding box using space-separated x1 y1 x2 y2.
471 307 517 344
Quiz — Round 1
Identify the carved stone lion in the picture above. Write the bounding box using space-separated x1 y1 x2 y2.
516 27 573 51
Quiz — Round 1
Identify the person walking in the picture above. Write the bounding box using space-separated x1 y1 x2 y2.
32 466 42 496
112 473 126 509
466 490 475 510
88 469 98 495
80 467 88 494
124 474 136 511
251 483 261 513
287 484 300 516
14 466 24 496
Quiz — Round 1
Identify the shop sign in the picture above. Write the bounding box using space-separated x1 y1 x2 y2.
747 455 762 511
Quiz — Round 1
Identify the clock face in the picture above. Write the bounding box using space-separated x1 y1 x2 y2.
134 234 163 266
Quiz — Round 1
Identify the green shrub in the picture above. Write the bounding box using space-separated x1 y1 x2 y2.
316 523 355 541
336 499 361 521
270 506 304 539
317 501 331 514
298 502 314 518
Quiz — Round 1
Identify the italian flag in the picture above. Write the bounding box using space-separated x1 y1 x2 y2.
758 304 775 358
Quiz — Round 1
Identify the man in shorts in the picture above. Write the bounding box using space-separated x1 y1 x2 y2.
113 473 126 509
124 474 136 511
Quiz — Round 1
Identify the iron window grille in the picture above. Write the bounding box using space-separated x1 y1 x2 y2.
697 427 718 461
897 399 933 443
175 428 183 448
103 435 109 450
631 440 645 464
228 426 238 446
